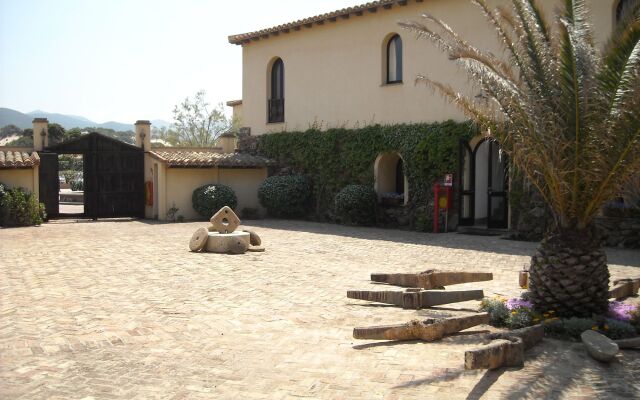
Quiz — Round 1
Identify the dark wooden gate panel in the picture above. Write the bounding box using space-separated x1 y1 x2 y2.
38 152 59 218
46 132 144 219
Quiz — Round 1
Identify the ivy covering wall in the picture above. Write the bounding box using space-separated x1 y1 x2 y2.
255 120 477 226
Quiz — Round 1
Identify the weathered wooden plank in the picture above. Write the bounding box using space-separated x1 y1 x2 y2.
353 313 490 341
483 325 544 350
615 337 640 349
347 289 484 309
370 270 493 289
465 337 524 370
609 278 640 299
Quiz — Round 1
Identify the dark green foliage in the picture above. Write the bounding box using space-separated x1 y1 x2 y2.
70 180 84 191
257 121 476 220
0 187 45 227
334 184 377 225
191 184 238 217
544 317 637 341
258 175 311 218
241 207 260 219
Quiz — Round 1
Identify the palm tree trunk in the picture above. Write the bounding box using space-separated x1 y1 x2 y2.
528 228 610 317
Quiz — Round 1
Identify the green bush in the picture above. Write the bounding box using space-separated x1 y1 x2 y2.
0 187 45 227
257 121 477 222
70 180 83 191
334 184 377 225
258 175 311 218
544 317 637 341
479 298 510 327
191 184 238 217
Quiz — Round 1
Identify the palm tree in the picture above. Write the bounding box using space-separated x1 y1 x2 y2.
401 0 640 317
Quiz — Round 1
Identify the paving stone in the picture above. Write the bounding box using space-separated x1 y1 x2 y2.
0 219 638 399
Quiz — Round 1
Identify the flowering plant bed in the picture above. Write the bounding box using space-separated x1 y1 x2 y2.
480 294 639 341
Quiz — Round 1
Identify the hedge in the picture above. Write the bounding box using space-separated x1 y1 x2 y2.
256 121 477 222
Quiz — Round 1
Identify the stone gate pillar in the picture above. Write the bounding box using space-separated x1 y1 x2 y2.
135 120 151 151
32 118 49 151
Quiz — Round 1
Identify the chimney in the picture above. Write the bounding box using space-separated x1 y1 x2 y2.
218 132 237 154
32 118 49 151
135 120 152 151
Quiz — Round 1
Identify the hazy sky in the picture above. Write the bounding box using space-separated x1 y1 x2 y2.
0 0 360 123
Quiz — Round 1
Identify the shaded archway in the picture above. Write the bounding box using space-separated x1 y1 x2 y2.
374 152 408 206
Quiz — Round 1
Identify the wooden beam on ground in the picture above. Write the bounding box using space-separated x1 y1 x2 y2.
465 337 524 370
482 325 544 350
370 270 493 289
609 278 640 299
615 337 640 349
353 313 489 341
347 289 484 309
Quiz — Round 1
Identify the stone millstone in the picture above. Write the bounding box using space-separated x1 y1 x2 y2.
210 206 241 234
244 229 262 246
228 239 248 254
581 330 618 362
189 227 209 252
205 231 250 253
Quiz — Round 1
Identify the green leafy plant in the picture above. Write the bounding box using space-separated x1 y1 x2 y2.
166 204 179 222
334 184 377 225
258 175 311 218
479 297 510 327
0 187 45 227
192 184 238 218
257 121 475 223
544 317 637 341
70 180 83 191
401 0 640 317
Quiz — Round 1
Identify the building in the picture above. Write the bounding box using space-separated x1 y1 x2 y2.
0 119 271 222
227 0 630 230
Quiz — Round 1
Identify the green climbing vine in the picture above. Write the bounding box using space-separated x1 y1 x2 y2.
256 120 477 225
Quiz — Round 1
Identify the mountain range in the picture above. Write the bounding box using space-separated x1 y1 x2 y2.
0 107 171 131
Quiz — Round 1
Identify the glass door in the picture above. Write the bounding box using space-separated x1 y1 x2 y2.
487 141 508 229
458 141 474 225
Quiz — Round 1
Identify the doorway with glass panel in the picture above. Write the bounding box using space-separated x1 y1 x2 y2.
459 138 509 229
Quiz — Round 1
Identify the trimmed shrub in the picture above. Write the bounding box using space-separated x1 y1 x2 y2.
334 184 377 225
258 175 311 218
544 317 637 341
0 187 45 227
192 184 238 218
70 180 84 191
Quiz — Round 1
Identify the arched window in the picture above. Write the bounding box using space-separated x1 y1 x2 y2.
268 58 284 123
386 34 403 84
616 0 634 25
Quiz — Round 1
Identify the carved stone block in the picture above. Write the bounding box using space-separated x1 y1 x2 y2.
210 206 241 234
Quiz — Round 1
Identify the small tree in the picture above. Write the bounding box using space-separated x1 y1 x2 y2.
171 90 230 147
402 0 640 317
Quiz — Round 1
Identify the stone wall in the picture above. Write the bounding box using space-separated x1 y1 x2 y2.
596 217 640 249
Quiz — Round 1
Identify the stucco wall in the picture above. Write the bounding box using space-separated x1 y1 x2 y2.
158 167 267 221
0 168 38 198
240 0 616 135
218 168 267 212
165 168 219 220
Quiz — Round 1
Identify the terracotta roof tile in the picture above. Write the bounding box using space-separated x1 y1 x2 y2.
0 150 40 168
149 148 273 168
228 0 409 45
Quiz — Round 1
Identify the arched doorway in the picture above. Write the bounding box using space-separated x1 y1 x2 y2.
459 138 508 229
374 152 408 206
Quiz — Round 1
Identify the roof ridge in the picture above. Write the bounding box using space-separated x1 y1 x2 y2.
228 0 412 45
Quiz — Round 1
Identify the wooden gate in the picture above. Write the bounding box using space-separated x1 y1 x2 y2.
42 132 144 219
38 152 60 218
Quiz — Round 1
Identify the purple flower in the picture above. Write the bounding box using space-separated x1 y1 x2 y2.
608 301 637 321
506 298 533 311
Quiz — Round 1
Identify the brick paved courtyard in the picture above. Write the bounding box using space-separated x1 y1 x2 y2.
1 220 639 399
